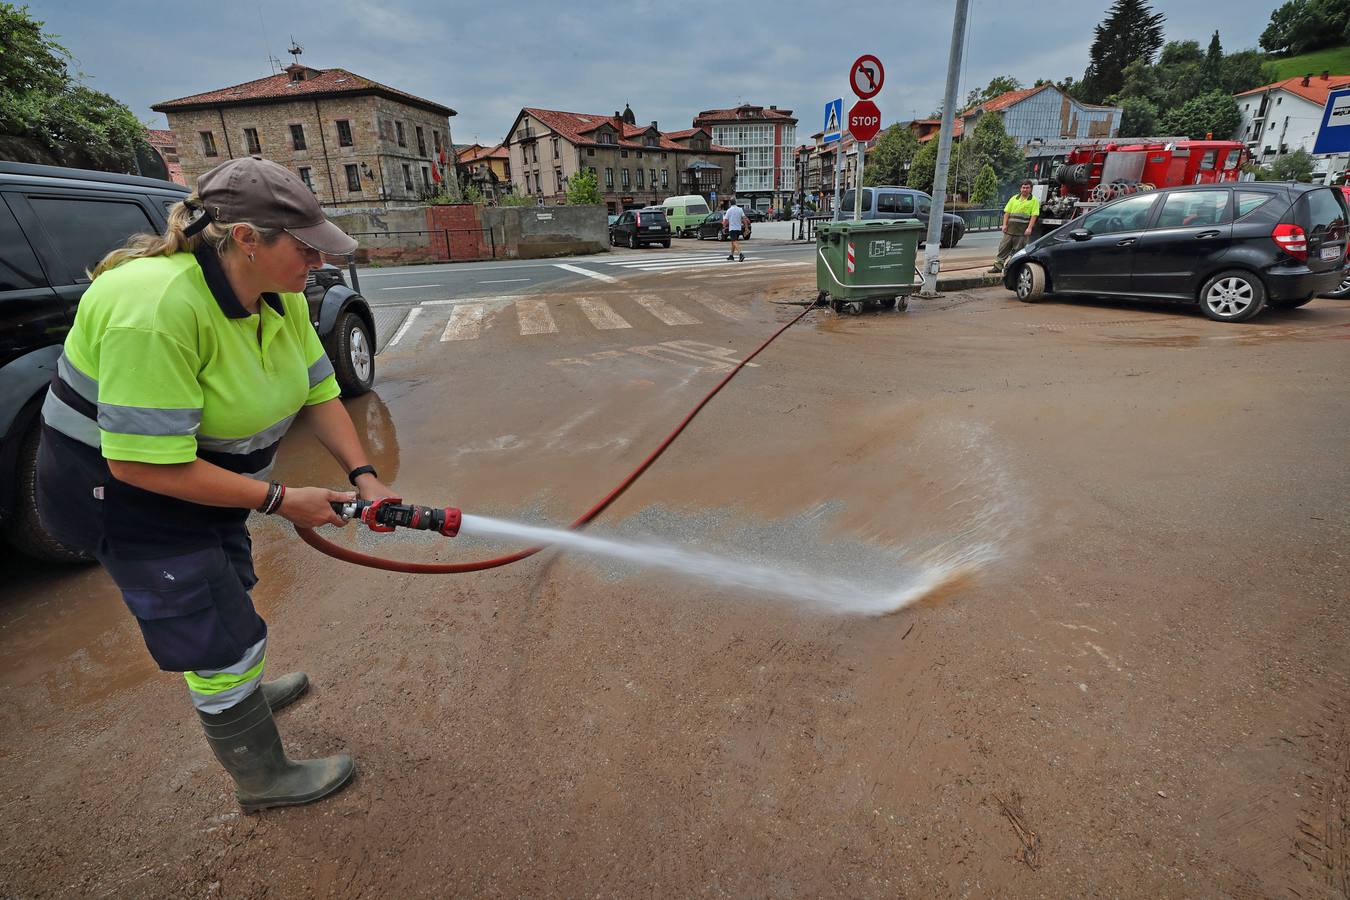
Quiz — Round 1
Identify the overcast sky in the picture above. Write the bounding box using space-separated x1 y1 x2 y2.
30 0 1277 145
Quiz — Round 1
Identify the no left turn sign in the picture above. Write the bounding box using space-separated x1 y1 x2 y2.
850 55 884 99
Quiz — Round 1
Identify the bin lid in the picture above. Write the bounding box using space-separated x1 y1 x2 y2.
815 217 923 235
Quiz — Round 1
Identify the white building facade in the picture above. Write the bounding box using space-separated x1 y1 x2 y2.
693 104 797 211
1235 74 1350 182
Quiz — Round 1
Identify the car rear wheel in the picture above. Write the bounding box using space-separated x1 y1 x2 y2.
661 240 671 249
1318 271 1350 298
1015 262 1047 302
1199 270 1265 322
329 310 374 396
2 422 93 564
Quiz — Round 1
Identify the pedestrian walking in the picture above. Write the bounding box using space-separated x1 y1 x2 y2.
36 156 395 812
990 180 1040 272
723 200 747 262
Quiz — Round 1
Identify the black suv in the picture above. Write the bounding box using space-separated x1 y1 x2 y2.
0 162 376 562
1003 182 1348 322
609 207 672 248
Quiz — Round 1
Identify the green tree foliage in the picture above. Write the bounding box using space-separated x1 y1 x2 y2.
970 165 999 206
499 192 534 207
1269 147 1315 180
1260 0 1350 55
957 113 1023 192
862 124 919 186
564 168 602 205
0 3 147 171
907 138 940 194
1118 97 1159 137
963 75 1023 112
1081 0 1168 103
1110 32 1269 127
1157 90 1242 140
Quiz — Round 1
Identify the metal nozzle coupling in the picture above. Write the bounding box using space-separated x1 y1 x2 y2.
331 498 461 537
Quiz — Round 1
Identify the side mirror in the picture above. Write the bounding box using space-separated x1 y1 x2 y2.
1069 228 1092 241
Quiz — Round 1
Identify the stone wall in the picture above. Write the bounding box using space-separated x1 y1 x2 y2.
482 206 608 259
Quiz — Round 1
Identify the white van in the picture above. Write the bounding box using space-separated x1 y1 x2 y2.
661 195 712 237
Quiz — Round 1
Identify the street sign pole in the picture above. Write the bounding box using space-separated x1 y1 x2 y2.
853 144 865 220
920 0 970 298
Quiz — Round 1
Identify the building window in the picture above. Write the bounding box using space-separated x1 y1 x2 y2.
660 169 668 188
200 131 218 157
661 152 667 161
552 137 560 159
421 165 430 186
589 166 598 177
636 150 643 159
649 169 656 188
337 120 353 147
345 164 361 192
535 173 542 192
416 126 426 156
504 161 511 178
531 145 538 163
290 124 306 151
605 167 614 188
621 168 630 188
298 167 313 190
244 128 261 155
402 164 413 191
555 168 564 191
621 149 629 158
433 130 442 153
587 148 595 156
637 168 645 188
396 121 406 147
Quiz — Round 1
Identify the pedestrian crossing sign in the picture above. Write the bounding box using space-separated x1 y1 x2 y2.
823 99 842 143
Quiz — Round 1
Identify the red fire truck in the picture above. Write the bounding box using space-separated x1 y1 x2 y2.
1033 139 1251 234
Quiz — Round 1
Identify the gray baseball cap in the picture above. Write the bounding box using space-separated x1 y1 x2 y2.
194 156 357 256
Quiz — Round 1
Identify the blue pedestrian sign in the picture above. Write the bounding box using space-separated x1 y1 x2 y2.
710 190 717 203
823 98 843 143
1313 87 1350 155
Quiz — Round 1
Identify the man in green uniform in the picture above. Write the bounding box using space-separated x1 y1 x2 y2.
991 180 1040 272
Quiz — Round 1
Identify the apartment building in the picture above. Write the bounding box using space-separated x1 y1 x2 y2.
692 104 798 212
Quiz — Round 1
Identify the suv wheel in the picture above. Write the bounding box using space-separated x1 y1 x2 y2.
329 310 374 396
1200 270 1265 322
1015 262 1047 302
2 422 93 563
1319 271 1350 298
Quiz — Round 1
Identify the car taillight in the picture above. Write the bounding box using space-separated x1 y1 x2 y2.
1271 223 1308 261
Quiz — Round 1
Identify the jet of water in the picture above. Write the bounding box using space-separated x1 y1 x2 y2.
458 513 979 616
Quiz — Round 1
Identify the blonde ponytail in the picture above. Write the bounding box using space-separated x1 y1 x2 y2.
89 194 284 280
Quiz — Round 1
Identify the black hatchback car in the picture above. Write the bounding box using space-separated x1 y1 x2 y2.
693 211 752 241
1003 182 1347 322
609 208 672 248
0 162 376 562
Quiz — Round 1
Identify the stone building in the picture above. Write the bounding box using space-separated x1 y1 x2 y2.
692 104 798 213
501 104 737 214
152 63 459 206
456 143 512 201
146 129 186 185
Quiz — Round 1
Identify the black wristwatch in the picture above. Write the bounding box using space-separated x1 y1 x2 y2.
347 465 378 486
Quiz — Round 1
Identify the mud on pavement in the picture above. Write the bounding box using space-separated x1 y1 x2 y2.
2 280 1348 897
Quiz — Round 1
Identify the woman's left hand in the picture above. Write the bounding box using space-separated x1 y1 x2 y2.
355 475 397 501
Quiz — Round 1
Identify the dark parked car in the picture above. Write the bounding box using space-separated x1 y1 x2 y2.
693 211 752 241
0 162 375 562
1002 182 1347 322
839 186 965 247
609 207 671 248
743 209 767 223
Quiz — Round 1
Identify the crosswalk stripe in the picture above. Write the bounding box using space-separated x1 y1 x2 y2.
603 254 729 266
693 295 746 319
440 304 486 341
555 263 619 283
576 297 631 330
636 295 701 326
387 306 422 347
515 297 558 335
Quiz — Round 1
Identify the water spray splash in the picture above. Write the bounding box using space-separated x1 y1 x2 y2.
459 513 976 616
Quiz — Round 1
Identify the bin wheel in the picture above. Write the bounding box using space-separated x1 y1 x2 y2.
895 296 908 312
844 301 864 316
830 298 844 313
815 291 828 307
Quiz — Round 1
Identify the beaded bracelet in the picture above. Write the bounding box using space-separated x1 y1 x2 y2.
257 481 286 515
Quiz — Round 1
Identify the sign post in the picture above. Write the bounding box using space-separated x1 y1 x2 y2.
1313 87 1350 179
847 56 884 221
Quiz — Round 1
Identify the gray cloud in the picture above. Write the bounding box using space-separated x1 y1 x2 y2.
29 0 1276 145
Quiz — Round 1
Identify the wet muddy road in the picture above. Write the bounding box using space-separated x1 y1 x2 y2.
2 274 1348 897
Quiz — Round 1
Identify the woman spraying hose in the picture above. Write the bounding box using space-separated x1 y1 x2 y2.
36 156 394 811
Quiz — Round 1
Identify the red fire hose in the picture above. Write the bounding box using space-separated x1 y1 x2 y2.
294 303 818 573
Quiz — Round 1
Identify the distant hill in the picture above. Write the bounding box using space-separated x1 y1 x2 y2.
1265 45 1350 81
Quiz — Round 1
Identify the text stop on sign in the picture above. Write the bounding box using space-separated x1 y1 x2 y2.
848 100 880 142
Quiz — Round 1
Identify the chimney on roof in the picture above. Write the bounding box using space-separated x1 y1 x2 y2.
285 63 307 82
1322 70 1330 80
1303 73 1312 86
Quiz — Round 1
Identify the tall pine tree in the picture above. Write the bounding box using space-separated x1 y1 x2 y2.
1080 0 1167 103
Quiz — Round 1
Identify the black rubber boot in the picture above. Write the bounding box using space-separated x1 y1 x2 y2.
198 687 354 812
261 671 308 713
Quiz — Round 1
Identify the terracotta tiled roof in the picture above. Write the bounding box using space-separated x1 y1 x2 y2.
146 129 175 146
693 104 797 125
918 120 964 142
153 67 454 116
1235 74 1350 105
520 107 732 153
456 143 508 164
963 85 1048 116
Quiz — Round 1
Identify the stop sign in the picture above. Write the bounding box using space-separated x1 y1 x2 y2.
848 100 881 142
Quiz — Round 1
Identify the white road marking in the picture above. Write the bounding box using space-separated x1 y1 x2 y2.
515 297 558 335
576 297 631 329
378 284 439 291
693 295 747 319
440 304 486 341
555 263 619 283
479 278 530 284
636 295 700 326
387 307 422 347
421 296 487 306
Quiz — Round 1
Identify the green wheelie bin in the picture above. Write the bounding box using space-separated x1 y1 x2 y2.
815 218 924 314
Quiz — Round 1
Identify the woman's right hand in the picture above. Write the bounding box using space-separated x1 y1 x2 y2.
277 486 354 528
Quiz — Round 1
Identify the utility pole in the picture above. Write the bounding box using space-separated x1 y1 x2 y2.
920 0 970 297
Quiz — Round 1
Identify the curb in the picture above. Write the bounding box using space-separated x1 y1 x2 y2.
934 272 1004 292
